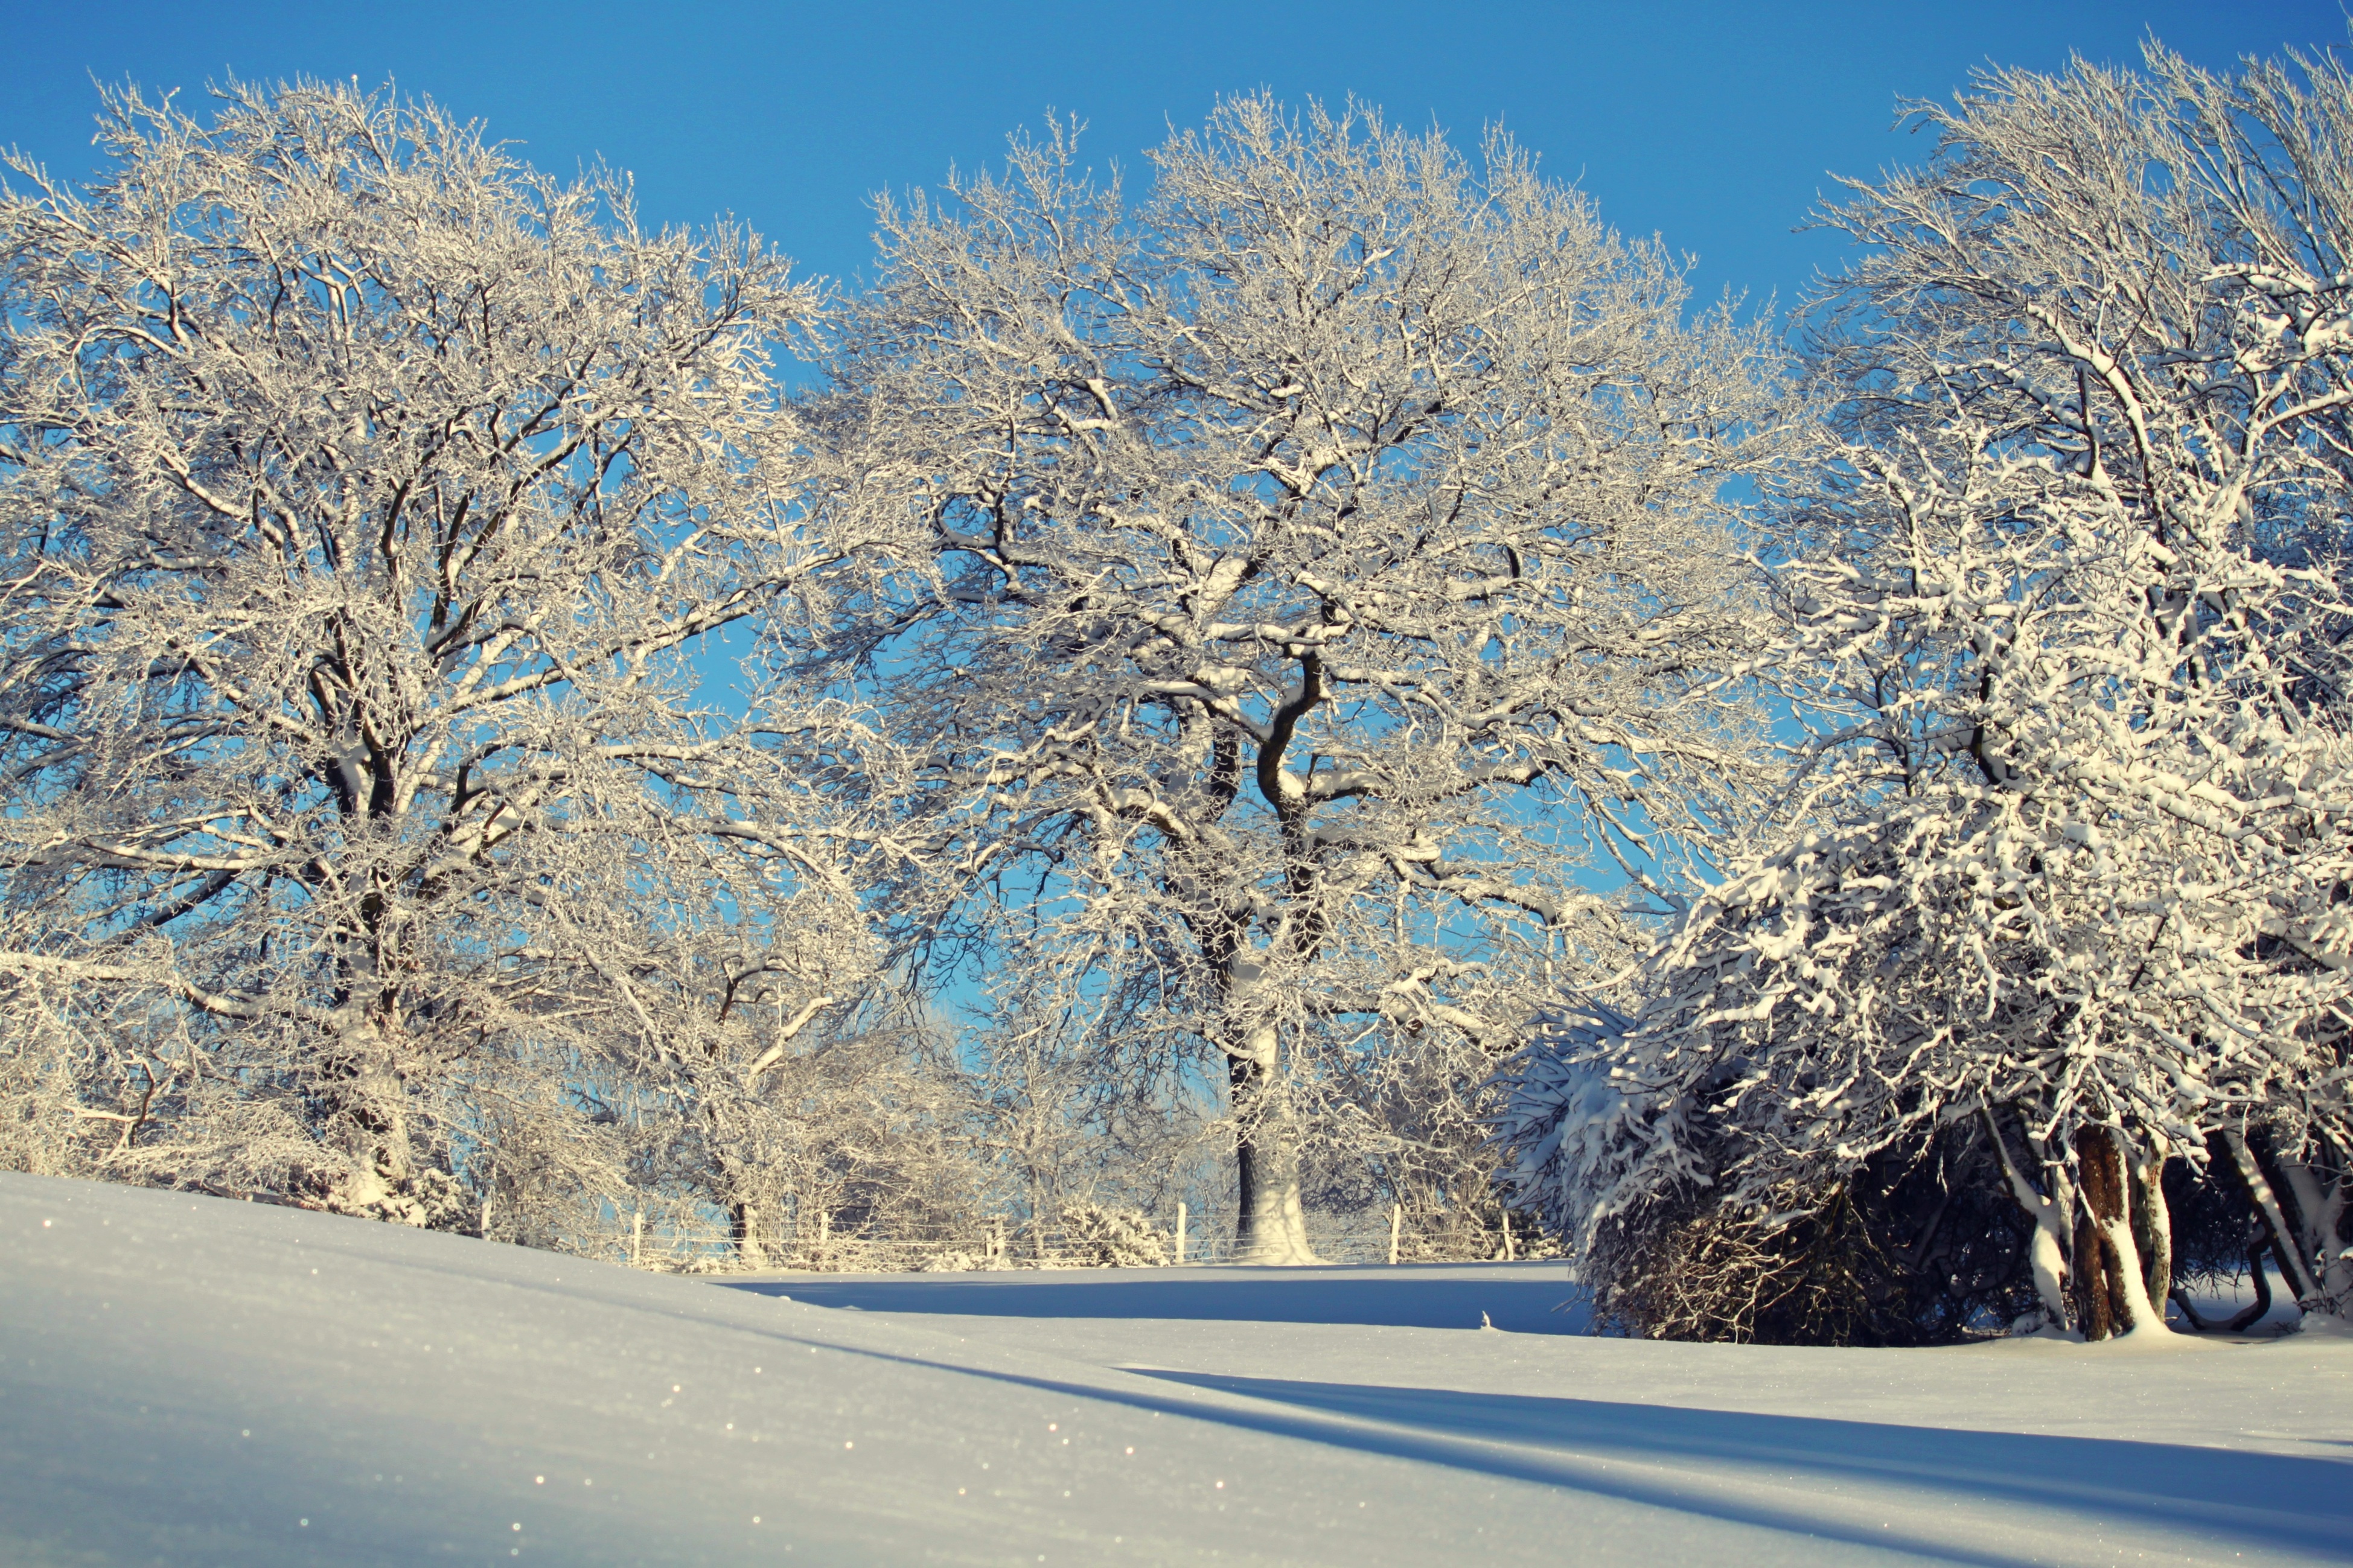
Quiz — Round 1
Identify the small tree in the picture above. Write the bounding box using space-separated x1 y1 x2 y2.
808 97 1780 1261
0 80 894 1241
1498 42 2353 1337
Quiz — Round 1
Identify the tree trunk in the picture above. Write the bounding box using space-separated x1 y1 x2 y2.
1982 1106 2074 1329
2255 1133 2349 1315
2130 1148 2173 1315
730 1200 767 1269
2221 1129 2321 1304
2074 1125 2163 1339
2072 1204 2114 1341
1230 1042 1318 1265
2291 1161 2350 1311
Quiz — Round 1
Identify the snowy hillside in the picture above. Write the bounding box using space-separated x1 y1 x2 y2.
3 1173 2347 1566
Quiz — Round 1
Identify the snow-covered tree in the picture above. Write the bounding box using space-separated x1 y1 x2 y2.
803 97 1781 1261
0 80 899 1244
1498 42 2353 1336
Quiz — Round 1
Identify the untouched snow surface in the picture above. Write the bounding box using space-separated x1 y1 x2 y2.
3 1173 2348 1566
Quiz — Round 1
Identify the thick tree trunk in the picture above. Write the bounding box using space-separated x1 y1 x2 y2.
2074 1125 2163 1339
1230 1041 1319 1265
730 1200 767 1269
2071 1204 2114 1341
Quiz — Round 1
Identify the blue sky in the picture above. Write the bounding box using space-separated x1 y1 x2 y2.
7 1 2342 1040
7 1 2345 315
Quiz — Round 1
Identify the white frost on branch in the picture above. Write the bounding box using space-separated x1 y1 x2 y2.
0 80 920 1254
1495 40 2353 1334
803 95 1786 1261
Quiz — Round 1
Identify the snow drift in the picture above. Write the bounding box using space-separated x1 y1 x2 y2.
3 1173 2348 1565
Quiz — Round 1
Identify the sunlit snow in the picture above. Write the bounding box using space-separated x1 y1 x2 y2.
4 1173 2346 1565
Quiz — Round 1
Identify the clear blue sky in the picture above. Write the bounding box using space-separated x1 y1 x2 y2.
6 1 2345 316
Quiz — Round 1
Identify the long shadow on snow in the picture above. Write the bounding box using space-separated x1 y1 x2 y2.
1128 1370 2352 1560
721 1266 1589 1334
780 1336 2349 1566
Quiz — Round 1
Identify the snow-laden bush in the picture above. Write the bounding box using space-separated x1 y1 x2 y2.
1499 1002 2050 1342
916 1250 991 1273
1058 1204 1170 1269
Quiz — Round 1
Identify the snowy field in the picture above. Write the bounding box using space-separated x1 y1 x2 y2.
3 1173 2348 1567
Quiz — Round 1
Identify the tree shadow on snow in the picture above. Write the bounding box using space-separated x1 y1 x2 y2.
1121 1371 2352 1562
721 1265 1590 1333
795 1334 2351 1566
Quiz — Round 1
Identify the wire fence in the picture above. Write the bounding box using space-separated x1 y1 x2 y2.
625 1202 1563 1275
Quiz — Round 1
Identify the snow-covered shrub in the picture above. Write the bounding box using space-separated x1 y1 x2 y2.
1497 1009 2039 1342
1058 1204 1170 1269
916 1249 989 1273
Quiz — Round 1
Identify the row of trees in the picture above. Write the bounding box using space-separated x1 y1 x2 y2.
2 45 2346 1327
0 80 1678 1264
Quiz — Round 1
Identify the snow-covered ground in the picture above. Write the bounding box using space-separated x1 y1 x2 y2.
4 1173 2347 1566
